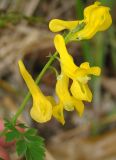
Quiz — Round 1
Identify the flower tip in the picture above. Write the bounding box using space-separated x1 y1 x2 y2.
62 122 65 125
18 60 25 74
54 34 63 41
54 34 64 49
79 104 84 117
88 94 92 102
89 66 101 76
30 106 52 123
98 67 101 75
61 119 65 125
18 60 23 66
93 67 101 76
49 19 65 32
49 19 56 32
77 105 84 117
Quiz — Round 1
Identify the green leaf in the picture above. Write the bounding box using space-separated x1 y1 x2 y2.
26 135 44 144
24 128 37 136
5 130 20 142
25 135 45 160
17 123 28 129
13 126 45 160
0 158 4 160
25 148 33 160
26 142 45 160
16 140 27 156
4 119 14 130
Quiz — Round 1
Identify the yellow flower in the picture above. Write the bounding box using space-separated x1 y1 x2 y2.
18 60 52 123
53 72 84 125
18 60 84 125
71 62 101 102
49 2 112 40
54 34 86 79
49 19 83 32
54 34 101 102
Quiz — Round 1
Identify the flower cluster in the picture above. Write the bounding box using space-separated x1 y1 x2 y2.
18 2 112 124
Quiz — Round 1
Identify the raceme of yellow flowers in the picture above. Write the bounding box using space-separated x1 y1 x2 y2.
18 2 112 124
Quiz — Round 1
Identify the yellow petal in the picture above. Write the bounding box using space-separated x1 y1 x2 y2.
56 73 69 101
18 60 52 123
70 79 92 102
92 5 112 31
84 1 112 31
53 103 65 125
54 34 74 62
71 97 84 116
73 19 100 40
80 62 90 69
49 19 80 32
18 60 42 101
80 62 101 76
64 104 74 111
56 73 74 111
77 76 91 84
84 2 101 23
54 34 79 78
88 66 101 76
30 103 52 123
46 96 56 106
